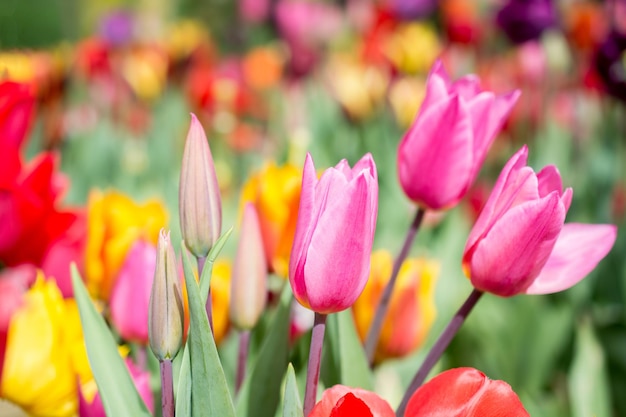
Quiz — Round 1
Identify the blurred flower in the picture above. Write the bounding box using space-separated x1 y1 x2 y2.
441 0 483 45
564 1 608 53
230 204 267 330
289 299 314 342
109 240 156 345
148 230 183 361
384 22 440 74
385 0 437 20
74 37 112 80
210 259 232 344
179 113 222 258
404 367 529 416
353 250 438 362
289 153 378 314
239 0 271 23
594 29 626 103
121 45 169 102
387 76 426 128
496 0 558 44
79 357 154 417
85 189 167 301
397 60 520 210
242 45 284 91
0 80 35 151
463 146 617 297
241 161 302 277
325 54 390 120
165 19 214 65
309 384 394 417
99 10 134 46
1 275 89 416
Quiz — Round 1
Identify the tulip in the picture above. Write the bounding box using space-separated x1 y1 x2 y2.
496 0 557 45
85 189 167 301
309 385 394 417
463 146 617 297
1 275 89 416
397 59 520 210
179 113 222 258
0 80 35 151
230 203 267 330
353 250 439 362
241 161 302 277
149 230 184 361
404 367 529 416
289 153 378 314
110 239 157 344
594 29 626 104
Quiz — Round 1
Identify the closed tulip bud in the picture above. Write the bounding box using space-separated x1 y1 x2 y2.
405 368 529 416
463 146 617 297
230 203 267 330
397 59 520 210
149 229 184 361
179 113 222 258
289 153 378 314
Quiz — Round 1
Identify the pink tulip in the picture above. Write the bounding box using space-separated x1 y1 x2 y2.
397 60 520 210
109 239 157 344
289 153 378 314
463 146 617 297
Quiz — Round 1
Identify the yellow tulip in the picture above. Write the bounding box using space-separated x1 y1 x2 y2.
240 162 302 277
1 275 90 417
353 250 439 363
85 189 168 301
384 23 440 75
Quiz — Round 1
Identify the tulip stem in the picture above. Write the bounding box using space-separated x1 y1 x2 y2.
395 289 484 417
197 256 214 333
303 313 328 417
235 330 251 394
160 359 175 417
364 207 426 364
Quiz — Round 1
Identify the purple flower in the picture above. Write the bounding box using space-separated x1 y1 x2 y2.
594 29 626 103
99 10 134 46
496 0 558 44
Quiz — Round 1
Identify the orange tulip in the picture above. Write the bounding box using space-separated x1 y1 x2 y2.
85 189 167 301
240 162 302 277
353 250 438 363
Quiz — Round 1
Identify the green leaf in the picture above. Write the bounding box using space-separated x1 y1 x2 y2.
70 265 151 417
282 364 304 417
321 309 373 391
199 227 233 301
236 284 293 417
568 319 612 417
181 247 236 417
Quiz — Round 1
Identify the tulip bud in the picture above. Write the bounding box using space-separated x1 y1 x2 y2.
149 229 184 361
179 113 222 258
230 203 267 330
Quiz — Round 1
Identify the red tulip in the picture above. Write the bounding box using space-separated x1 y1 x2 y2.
405 367 529 416
309 385 394 417
0 80 35 151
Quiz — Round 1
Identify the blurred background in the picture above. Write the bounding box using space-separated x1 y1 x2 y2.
1 0 625 416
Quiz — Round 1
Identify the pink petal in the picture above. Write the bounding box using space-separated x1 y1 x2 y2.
450 74 482 100
525 224 617 295
536 165 562 197
419 60 452 111
398 96 474 209
303 174 374 313
469 193 565 297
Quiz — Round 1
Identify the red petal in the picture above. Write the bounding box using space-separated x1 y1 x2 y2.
330 393 374 417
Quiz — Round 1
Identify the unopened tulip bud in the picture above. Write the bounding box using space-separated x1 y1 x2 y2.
230 203 267 330
149 229 184 361
179 113 222 258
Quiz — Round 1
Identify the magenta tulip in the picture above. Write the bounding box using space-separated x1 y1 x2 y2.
289 153 378 314
109 239 156 344
397 60 520 210
463 146 617 297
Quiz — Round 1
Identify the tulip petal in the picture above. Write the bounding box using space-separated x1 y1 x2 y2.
525 224 617 295
469 193 565 296
398 96 474 209
419 59 451 111
330 393 373 417
451 74 482 100
303 174 374 313
310 385 394 417
536 165 563 196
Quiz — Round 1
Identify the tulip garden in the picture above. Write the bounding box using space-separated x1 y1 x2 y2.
1 1 626 416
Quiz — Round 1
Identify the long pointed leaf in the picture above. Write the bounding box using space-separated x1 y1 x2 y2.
236 284 293 417
181 247 236 416
71 265 151 417
283 363 304 417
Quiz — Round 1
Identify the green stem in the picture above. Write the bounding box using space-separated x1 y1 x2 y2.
160 359 175 417
197 256 213 333
396 289 484 417
303 313 328 416
364 207 426 364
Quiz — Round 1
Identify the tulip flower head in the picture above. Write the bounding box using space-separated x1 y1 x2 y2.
463 146 617 297
397 59 520 210
179 113 222 258
289 153 378 314
405 367 529 416
230 203 267 330
149 229 184 361
309 385 394 417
